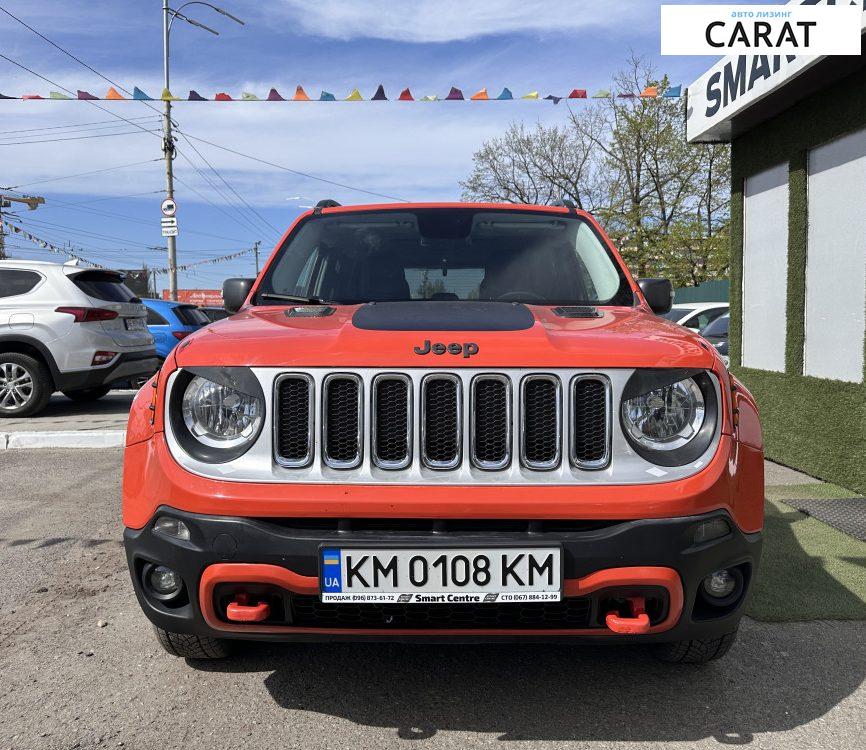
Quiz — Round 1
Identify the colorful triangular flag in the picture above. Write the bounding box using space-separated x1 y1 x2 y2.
470 88 489 100
398 88 414 101
496 87 513 100
544 94 562 104
0 92 15 99
105 87 126 100
371 84 388 101
420 95 438 102
133 87 153 101
49 91 71 99
319 91 336 101
160 88 181 101
591 89 611 99
22 94 44 100
445 86 464 100
640 86 658 98
568 89 587 99
77 90 98 100
521 91 539 100
617 92 637 99
241 92 260 101
293 86 310 101
663 85 682 98
267 88 285 101
214 92 233 101
345 88 363 101
187 90 207 101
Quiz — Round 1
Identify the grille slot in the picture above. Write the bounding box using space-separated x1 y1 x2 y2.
570 375 611 469
372 374 412 470
470 374 511 470
421 374 462 470
520 375 561 470
291 596 593 630
274 374 314 468
322 374 363 469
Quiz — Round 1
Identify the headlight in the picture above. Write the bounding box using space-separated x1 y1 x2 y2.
620 370 718 466
170 367 264 462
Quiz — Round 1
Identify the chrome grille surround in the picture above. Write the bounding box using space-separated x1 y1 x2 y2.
519 374 562 471
420 373 462 470
164 367 724 487
273 373 315 468
469 373 512 471
321 373 363 470
371 373 412 470
569 374 612 470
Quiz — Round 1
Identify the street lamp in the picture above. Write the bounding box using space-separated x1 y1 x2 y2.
161 1 244 301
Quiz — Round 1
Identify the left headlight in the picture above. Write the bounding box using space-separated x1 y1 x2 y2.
170 367 264 462
620 370 718 466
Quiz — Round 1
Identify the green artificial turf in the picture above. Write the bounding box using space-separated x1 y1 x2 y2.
745 484 866 622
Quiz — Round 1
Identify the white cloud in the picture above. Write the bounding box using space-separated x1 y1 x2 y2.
270 0 650 43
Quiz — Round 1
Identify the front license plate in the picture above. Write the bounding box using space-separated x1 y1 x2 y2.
125 317 146 331
320 547 562 604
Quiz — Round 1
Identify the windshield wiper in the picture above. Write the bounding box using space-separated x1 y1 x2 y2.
258 293 331 305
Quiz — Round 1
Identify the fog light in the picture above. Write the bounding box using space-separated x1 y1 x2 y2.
703 569 736 599
148 565 182 596
694 518 731 545
153 516 190 541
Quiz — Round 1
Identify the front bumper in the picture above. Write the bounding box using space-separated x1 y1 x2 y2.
56 348 159 391
124 508 761 644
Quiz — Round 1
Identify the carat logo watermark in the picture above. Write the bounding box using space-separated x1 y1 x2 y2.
661 3 862 56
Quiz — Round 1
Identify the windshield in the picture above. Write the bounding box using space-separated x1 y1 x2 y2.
661 306 690 321
702 314 729 337
255 209 633 306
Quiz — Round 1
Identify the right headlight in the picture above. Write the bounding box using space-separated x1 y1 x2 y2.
620 370 718 466
170 367 265 463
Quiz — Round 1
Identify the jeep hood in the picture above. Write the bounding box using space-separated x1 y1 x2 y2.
173 303 716 370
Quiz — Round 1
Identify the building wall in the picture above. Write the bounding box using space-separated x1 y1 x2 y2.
730 63 866 492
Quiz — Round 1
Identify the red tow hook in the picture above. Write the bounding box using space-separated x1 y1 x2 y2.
604 596 651 634
226 592 270 623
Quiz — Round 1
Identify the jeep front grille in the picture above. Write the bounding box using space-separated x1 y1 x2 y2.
272 369 612 477
322 374 363 469
421 374 462 470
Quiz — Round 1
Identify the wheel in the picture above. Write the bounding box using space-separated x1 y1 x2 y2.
653 629 738 664
0 353 53 418
153 627 230 659
62 385 112 402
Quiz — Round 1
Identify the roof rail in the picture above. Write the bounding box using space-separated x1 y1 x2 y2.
552 199 577 212
313 199 341 214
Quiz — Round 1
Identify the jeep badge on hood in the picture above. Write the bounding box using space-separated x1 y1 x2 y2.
413 340 479 358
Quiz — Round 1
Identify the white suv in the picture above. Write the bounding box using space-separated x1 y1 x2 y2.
0 259 159 417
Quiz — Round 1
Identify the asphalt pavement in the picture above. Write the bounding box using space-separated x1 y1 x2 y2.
0 448 864 750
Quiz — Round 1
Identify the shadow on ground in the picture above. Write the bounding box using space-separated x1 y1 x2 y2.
193 619 865 744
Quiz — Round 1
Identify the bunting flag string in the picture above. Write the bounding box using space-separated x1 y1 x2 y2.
0 84 684 104
1 218 105 267
151 247 254 274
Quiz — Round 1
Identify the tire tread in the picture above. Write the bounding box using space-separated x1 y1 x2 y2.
654 629 738 664
153 627 229 659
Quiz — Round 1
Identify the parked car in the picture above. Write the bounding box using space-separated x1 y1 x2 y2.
123 201 763 665
0 260 158 417
199 306 232 323
701 313 730 367
661 302 728 331
142 298 210 362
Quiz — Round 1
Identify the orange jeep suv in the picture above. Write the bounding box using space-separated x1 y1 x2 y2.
123 202 763 663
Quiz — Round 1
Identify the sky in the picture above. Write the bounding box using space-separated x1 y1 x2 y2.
0 0 778 293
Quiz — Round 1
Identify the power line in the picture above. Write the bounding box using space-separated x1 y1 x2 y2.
6 159 161 189
0 128 160 146
0 115 160 136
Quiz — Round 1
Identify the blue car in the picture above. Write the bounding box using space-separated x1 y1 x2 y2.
142 298 209 362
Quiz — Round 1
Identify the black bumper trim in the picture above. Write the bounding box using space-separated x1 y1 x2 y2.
124 508 761 644
57 349 159 390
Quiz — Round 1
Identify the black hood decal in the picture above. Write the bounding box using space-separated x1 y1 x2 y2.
351 301 535 331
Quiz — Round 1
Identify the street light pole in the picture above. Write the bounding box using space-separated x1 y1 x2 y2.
162 0 178 301
0 193 45 260
161 1 244 302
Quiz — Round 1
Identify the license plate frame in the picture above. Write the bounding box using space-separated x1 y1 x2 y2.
318 543 563 604
124 317 146 331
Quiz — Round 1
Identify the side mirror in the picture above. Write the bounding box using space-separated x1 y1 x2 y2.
637 278 674 315
223 277 255 313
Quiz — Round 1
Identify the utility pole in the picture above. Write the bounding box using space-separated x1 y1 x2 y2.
0 193 45 260
161 2 244 301
253 240 261 275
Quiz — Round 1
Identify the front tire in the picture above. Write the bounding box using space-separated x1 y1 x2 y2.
0 353 53 418
653 629 738 664
62 385 112 402
153 627 230 659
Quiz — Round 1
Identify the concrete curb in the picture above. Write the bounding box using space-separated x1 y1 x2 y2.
0 430 126 449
